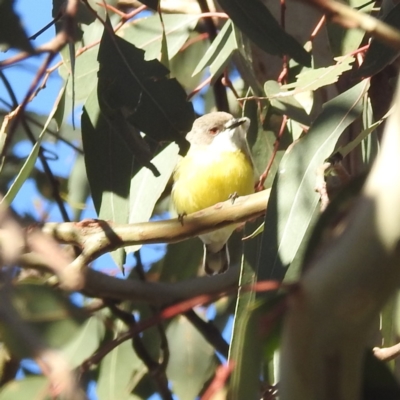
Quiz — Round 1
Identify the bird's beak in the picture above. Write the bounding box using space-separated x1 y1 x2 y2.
224 117 248 130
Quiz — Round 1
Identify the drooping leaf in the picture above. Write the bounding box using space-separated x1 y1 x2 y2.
0 376 49 400
218 0 311 66
355 3 400 78
0 0 33 52
327 0 374 57
119 13 200 61
81 88 133 266
0 284 87 358
97 331 145 400
166 315 218 400
258 80 369 281
192 20 242 82
126 143 180 253
158 238 203 282
97 17 194 156
278 55 355 95
2 84 67 206
62 315 105 368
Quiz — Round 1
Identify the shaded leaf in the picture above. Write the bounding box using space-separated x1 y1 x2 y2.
0 0 33 52
98 17 194 156
327 0 374 57
158 238 203 282
258 80 368 281
81 88 133 266
67 153 90 221
279 55 355 95
167 315 218 400
218 0 311 66
126 143 180 253
139 0 158 10
355 3 400 78
0 376 49 400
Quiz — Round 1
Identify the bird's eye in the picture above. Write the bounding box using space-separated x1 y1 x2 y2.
209 127 219 135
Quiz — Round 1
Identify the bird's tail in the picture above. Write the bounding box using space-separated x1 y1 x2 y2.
203 244 230 275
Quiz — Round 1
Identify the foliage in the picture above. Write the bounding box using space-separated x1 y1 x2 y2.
0 0 400 399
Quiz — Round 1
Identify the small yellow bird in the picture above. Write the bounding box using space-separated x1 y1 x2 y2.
172 112 255 275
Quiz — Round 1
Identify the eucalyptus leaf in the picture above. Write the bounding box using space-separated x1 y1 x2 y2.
0 0 33 52
167 316 218 400
258 80 369 281
126 143 179 253
218 0 311 66
0 376 49 400
97 17 194 155
280 56 355 95
355 3 400 78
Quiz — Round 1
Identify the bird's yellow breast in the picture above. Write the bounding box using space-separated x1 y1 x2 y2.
172 148 254 215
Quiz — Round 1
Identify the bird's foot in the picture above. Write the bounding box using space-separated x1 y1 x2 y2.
178 212 187 226
229 192 239 204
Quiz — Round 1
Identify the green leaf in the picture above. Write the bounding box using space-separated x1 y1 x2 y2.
0 284 87 358
264 80 311 126
166 316 218 400
229 220 263 400
258 80 368 281
192 20 241 82
126 143 180 253
67 153 90 221
279 56 355 95
119 14 200 61
0 376 49 400
218 0 311 66
158 238 203 282
327 0 374 57
97 329 145 400
81 88 133 266
62 315 105 368
2 84 66 206
0 0 33 52
169 32 209 91
97 17 194 156
355 3 400 78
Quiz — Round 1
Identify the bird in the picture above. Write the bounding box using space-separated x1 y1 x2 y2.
172 112 255 275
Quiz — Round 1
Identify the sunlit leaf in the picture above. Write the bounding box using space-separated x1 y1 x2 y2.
126 143 179 253
119 14 200 61
192 20 241 82
62 315 105 368
258 80 369 281
279 56 355 95
218 0 311 66
166 315 218 400
97 326 144 400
